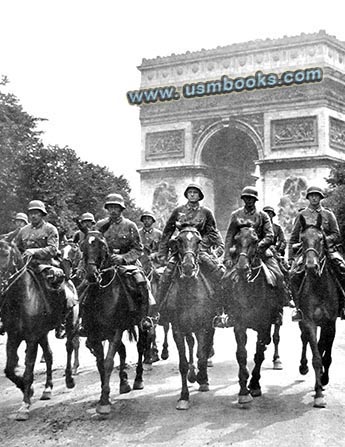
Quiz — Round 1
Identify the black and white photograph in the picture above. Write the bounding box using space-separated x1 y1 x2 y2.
1 1 345 446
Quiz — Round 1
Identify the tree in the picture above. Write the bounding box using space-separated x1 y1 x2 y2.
0 76 44 231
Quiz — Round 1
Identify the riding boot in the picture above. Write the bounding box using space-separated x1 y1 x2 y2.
137 284 153 330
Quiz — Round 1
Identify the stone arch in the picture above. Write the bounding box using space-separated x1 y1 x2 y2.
195 120 262 234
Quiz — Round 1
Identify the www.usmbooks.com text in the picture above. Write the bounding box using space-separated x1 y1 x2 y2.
127 67 323 105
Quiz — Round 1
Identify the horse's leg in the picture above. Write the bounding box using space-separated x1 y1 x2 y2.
86 336 106 413
304 321 325 407
299 322 309 375
133 328 146 390
5 335 25 393
151 326 160 362
143 326 154 366
72 335 80 375
161 322 169 360
186 333 197 383
97 330 123 415
234 327 253 404
15 341 38 420
118 341 131 394
172 326 189 410
39 335 53 400
272 324 283 370
195 328 213 392
249 328 270 397
318 320 336 387
64 306 78 389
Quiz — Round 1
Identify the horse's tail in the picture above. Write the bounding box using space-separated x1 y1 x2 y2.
127 325 137 342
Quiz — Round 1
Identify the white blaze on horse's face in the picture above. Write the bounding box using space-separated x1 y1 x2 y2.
88 236 96 244
186 232 193 241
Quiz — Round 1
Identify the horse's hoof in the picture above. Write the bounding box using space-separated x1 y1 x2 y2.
199 384 209 392
321 374 329 387
72 368 79 376
161 349 169 360
207 359 214 367
188 370 197 384
40 388 52 400
15 404 30 421
66 377 75 389
273 359 283 370
133 380 144 390
314 397 326 408
176 399 189 410
238 394 253 405
299 365 309 375
96 404 111 415
119 382 131 394
250 388 262 397
151 353 160 363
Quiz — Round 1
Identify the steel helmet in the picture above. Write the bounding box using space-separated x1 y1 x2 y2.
80 212 96 223
27 200 47 215
241 186 258 201
263 206 276 217
104 193 126 210
306 186 325 199
184 183 204 201
140 211 156 222
15 212 29 224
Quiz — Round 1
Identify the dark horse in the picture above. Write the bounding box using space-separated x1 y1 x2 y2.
80 230 150 416
224 223 281 405
0 240 78 420
290 214 340 408
163 226 215 410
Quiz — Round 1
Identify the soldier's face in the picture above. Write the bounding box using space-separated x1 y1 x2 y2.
81 220 93 229
28 210 44 226
186 188 200 203
15 219 26 229
142 216 154 228
243 196 256 208
308 193 322 207
107 204 123 219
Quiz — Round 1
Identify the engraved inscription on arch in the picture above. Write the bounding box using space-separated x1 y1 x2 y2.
329 117 345 150
145 130 185 160
271 116 317 149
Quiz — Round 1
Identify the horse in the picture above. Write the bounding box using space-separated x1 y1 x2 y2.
223 222 282 405
80 230 150 416
0 239 78 420
289 214 340 408
161 226 216 410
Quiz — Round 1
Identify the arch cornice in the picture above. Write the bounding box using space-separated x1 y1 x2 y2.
193 116 264 165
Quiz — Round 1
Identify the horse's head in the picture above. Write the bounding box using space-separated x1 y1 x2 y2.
300 214 325 276
81 231 109 283
175 226 201 278
0 240 13 272
60 242 82 280
233 222 259 275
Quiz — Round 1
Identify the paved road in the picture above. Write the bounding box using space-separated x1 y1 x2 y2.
1 308 345 447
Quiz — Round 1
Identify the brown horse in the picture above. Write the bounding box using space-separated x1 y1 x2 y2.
224 223 281 405
0 240 78 420
80 230 150 416
162 226 215 410
290 214 340 408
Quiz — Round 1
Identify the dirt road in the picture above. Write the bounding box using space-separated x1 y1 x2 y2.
1 308 345 447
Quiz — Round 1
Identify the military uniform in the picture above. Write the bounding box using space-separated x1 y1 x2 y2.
139 227 162 254
16 221 59 265
157 184 225 308
272 223 287 255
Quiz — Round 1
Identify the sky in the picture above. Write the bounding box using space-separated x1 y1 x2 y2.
1 0 344 201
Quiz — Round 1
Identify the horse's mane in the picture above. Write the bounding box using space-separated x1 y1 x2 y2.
0 239 23 267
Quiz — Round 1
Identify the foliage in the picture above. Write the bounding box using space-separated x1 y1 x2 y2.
0 77 142 236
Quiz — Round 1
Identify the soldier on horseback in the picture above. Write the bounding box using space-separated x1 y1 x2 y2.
82 193 153 329
4 200 76 338
223 187 287 324
288 185 345 321
156 183 225 311
139 211 162 271
0 212 28 243
72 212 96 245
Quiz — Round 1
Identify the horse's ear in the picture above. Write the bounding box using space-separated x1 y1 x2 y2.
316 212 323 229
300 214 306 231
98 219 111 234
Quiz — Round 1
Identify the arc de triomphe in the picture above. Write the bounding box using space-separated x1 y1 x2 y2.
135 31 345 235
